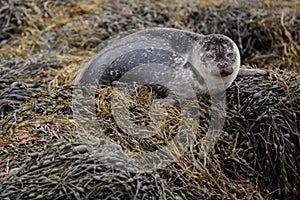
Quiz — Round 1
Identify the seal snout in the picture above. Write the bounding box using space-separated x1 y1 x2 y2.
217 63 234 77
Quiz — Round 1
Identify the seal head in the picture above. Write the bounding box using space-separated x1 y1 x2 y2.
189 34 240 92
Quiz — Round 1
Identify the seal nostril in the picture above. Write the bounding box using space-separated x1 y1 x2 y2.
218 63 228 69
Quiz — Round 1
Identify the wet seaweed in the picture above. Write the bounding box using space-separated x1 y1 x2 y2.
221 70 299 198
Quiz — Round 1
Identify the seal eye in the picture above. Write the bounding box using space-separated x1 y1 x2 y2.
202 53 215 62
226 52 235 60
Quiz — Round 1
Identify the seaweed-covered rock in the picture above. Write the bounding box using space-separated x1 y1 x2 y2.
221 70 299 199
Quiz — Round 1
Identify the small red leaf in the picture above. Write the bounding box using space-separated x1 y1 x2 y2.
19 133 34 144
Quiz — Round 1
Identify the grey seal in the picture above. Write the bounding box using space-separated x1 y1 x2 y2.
75 28 266 100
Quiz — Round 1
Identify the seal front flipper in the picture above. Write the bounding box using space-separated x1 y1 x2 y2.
238 68 268 76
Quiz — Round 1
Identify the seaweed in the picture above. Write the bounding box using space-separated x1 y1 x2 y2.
0 0 299 199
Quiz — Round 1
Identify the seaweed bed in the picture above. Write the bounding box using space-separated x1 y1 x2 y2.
0 0 299 199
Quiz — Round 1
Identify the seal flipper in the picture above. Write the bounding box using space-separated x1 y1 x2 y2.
238 68 268 76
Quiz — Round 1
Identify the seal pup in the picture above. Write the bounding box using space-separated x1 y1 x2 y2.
75 28 266 102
